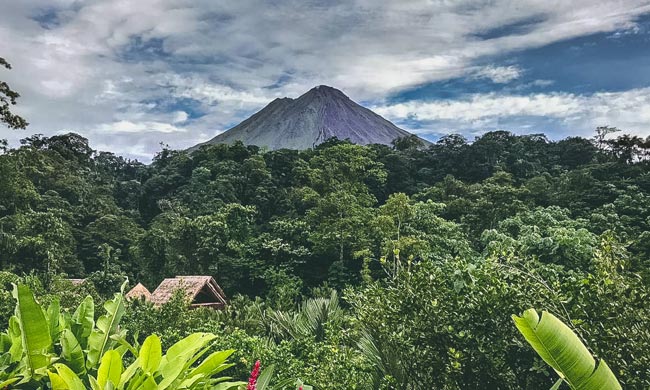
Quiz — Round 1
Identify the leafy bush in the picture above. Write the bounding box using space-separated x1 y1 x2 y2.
0 284 242 389
348 254 649 389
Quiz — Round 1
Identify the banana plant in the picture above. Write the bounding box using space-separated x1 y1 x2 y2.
48 333 243 390
0 331 20 389
513 309 622 390
2 284 300 390
86 286 126 371
0 283 127 387
0 284 58 386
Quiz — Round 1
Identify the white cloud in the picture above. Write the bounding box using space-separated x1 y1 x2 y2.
473 65 522 84
375 93 582 122
374 88 650 138
172 111 188 123
162 74 274 107
0 0 649 160
92 120 187 134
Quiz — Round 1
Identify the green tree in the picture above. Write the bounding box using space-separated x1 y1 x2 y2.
593 126 620 150
373 193 474 278
79 214 143 274
3 211 80 279
0 57 28 129
307 142 387 195
0 156 39 215
481 206 599 269
307 190 374 286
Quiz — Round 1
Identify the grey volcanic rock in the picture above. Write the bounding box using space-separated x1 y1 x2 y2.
190 85 428 151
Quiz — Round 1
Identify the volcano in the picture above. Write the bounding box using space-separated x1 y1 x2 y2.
190 85 427 151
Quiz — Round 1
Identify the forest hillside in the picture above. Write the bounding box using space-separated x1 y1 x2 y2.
1 130 649 388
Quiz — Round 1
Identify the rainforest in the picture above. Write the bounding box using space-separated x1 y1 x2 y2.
1 130 649 388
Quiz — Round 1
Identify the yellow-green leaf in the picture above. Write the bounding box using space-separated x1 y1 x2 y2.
48 371 67 390
513 309 621 390
53 363 86 390
12 284 53 377
187 349 235 378
97 350 123 389
60 329 86 376
139 334 162 374
87 292 125 370
71 296 94 350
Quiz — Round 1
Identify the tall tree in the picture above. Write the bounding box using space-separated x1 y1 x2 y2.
0 57 28 129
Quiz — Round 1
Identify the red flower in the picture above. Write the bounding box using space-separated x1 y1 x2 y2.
247 360 261 390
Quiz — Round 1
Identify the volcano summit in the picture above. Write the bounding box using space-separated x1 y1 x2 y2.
190 85 427 151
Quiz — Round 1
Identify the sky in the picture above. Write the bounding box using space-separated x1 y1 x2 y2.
1 0 650 161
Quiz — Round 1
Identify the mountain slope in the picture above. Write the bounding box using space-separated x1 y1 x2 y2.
190 85 427 151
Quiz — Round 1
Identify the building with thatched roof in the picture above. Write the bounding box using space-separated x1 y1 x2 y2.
125 283 152 301
67 278 87 286
149 276 227 309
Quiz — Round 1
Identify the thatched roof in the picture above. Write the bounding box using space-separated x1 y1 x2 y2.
125 283 151 301
67 278 87 286
149 276 227 309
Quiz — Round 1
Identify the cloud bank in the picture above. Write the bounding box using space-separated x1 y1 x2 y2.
0 0 649 159
374 88 650 138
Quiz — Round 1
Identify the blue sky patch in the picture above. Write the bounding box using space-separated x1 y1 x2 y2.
30 8 61 30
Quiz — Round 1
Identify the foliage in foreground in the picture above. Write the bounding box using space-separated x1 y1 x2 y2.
513 308 621 390
0 284 243 389
1 262 647 389
348 253 649 389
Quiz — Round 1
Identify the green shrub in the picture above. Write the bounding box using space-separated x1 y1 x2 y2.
0 283 242 389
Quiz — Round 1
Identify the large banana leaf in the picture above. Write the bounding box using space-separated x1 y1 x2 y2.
71 296 95 350
212 382 248 390
12 284 53 379
50 363 86 390
47 298 64 342
87 286 126 370
8 316 23 363
187 349 235 379
157 333 216 389
513 309 621 390
60 329 86 376
118 357 140 388
139 334 162 374
255 363 274 390
97 349 123 389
